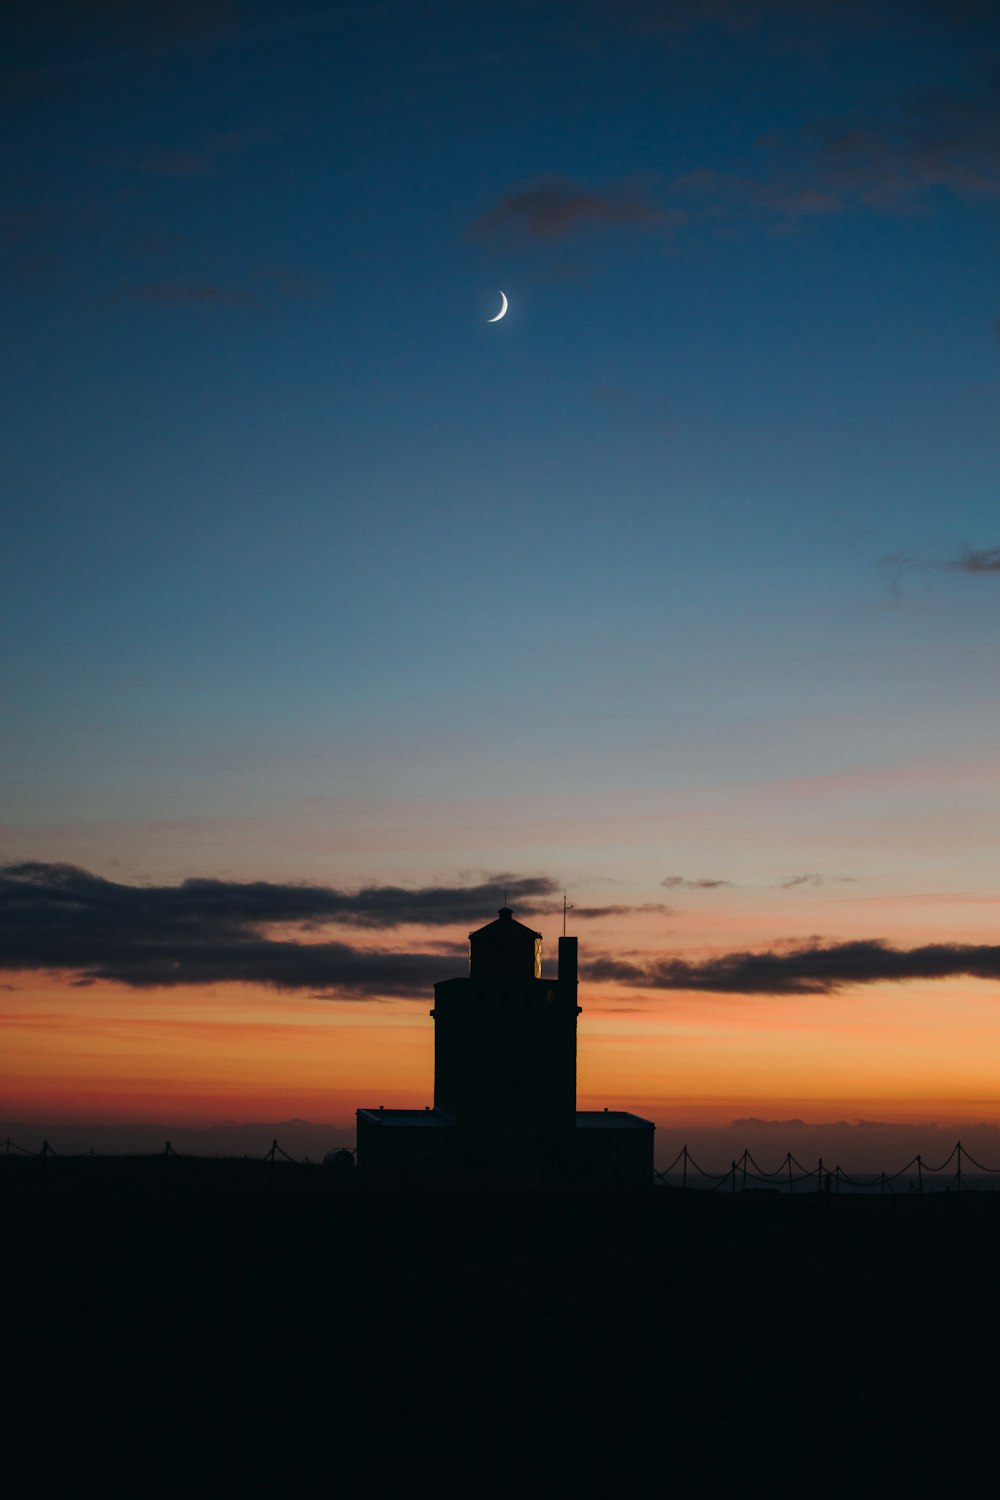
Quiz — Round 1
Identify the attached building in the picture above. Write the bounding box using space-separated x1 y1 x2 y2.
356 907 653 1190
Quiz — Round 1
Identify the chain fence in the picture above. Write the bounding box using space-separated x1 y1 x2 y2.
653 1140 1000 1194
6 1134 1000 1195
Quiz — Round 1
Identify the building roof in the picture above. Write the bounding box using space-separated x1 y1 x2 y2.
356 1107 454 1128
575 1111 655 1131
358 1107 653 1132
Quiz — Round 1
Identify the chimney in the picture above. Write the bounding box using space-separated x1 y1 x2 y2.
558 935 577 989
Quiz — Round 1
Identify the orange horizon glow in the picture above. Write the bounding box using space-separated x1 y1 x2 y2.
4 958 1000 1134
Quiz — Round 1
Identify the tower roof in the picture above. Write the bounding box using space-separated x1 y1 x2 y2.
470 907 541 942
469 907 542 980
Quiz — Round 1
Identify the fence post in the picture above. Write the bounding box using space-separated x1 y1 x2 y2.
821 1156 832 1315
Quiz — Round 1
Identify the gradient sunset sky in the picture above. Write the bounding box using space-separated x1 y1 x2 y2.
3 0 1000 1158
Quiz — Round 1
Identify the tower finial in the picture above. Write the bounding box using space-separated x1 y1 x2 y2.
562 891 573 936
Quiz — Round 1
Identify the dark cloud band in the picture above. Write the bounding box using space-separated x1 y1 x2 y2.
0 862 559 994
583 939 1000 995
5 863 996 999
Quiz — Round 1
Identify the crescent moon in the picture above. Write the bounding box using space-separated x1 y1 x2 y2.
487 291 508 323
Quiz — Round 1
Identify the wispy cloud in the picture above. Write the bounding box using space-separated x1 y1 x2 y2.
659 873 853 891
137 128 273 179
613 0 873 37
667 167 842 224
952 546 1000 573
533 900 672 919
470 176 673 242
138 149 217 179
811 73 1000 209
254 264 331 300
664 72 1000 230
473 70 1000 251
111 282 259 308
661 875 734 890
881 544 1000 591
111 265 330 310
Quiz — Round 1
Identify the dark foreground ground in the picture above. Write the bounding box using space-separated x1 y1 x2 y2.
3 1155 998 1497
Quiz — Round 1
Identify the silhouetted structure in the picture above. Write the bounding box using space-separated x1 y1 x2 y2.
356 907 654 1189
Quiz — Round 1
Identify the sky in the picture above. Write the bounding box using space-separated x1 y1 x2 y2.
3 0 1000 1166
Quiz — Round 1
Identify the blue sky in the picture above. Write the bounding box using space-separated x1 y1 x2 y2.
3 0 999 892
5 4 1000 1143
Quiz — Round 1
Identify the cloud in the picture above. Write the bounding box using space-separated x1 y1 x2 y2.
254 264 330 300
813 74 1000 209
583 938 1000 994
112 282 259 308
137 128 273 179
532 900 672 919
612 0 872 36
951 546 1000 573
661 875 734 890
0 2 243 110
668 166 842 223
11 863 990 1000
0 863 657 996
880 550 923 594
138 149 218 179
659 71 1000 235
470 176 673 242
0 862 564 994
111 266 329 310
881 545 1000 591
4 1 242 63
472 72 1000 255
660 873 854 891
731 1117 807 1129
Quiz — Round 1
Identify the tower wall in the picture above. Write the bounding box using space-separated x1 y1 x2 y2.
431 973 578 1131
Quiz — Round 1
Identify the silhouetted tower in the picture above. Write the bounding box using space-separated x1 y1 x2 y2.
431 907 580 1134
356 903 653 1188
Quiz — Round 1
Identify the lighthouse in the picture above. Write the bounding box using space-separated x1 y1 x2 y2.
356 907 653 1189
